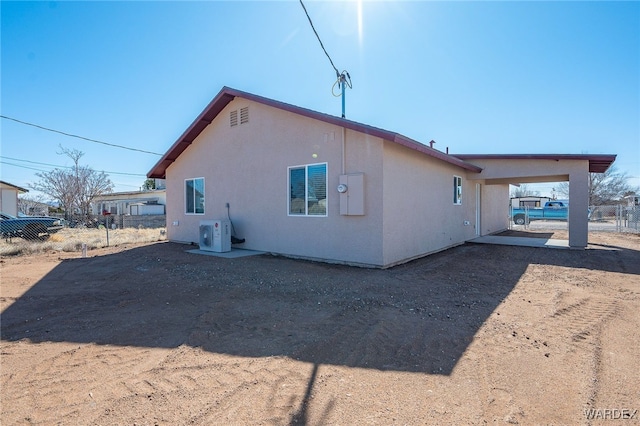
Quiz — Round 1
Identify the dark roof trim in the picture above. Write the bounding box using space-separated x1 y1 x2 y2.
147 87 482 178
453 154 617 174
0 180 29 193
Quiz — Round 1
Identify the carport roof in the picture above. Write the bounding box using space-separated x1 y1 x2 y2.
453 154 616 174
147 86 483 179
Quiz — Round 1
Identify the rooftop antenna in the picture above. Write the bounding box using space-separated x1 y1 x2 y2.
299 0 352 118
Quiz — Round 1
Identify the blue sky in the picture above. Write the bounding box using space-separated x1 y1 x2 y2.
2 1 638 198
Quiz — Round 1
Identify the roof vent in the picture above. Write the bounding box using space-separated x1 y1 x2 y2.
240 106 249 124
230 110 238 127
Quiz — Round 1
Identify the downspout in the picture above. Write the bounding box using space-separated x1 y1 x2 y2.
342 126 346 175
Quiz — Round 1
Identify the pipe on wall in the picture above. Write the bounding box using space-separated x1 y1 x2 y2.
342 126 346 175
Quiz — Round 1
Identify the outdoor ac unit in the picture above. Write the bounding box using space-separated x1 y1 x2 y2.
199 220 231 253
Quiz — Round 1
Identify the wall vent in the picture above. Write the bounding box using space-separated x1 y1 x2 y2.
240 106 249 124
230 110 238 127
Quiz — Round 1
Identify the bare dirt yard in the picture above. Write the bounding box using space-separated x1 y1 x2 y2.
1 230 639 425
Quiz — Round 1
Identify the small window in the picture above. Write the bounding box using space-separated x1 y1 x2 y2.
230 110 238 127
185 178 205 214
288 163 327 216
453 176 462 205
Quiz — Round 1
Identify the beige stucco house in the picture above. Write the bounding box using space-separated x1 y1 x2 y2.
0 180 29 216
148 87 615 268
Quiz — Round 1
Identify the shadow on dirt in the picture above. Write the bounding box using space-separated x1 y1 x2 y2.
1 240 638 377
496 230 556 239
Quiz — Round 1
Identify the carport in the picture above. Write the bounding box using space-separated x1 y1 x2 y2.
455 154 617 249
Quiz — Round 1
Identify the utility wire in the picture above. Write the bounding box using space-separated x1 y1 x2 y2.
299 0 340 78
1 115 163 156
0 156 147 176
2 161 149 191
0 161 48 173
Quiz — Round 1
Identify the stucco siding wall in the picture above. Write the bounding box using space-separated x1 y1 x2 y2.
1 189 18 216
165 98 386 266
381 142 477 266
480 183 510 235
464 158 588 182
464 158 591 247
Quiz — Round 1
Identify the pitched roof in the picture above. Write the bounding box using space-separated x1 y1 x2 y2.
147 86 483 178
453 154 616 174
0 180 29 193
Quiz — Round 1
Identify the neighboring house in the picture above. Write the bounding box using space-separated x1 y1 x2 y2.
148 87 616 268
623 194 639 207
91 189 166 216
18 199 50 216
510 196 551 208
0 181 28 216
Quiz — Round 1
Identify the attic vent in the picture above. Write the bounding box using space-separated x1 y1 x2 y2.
240 106 249 124
230 110 238 127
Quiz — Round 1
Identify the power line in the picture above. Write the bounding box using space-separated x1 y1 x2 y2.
3 161 149 192
299 0 340 78
0 156 61 169
0 156 147 176
298 0 353 118
1 161 48 173
1 115 163 156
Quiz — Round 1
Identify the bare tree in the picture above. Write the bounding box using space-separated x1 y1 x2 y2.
78 166 113 217
29 147 113 219
30 168 77 219
556 166 638 205
17 194 49 216
510 184 540 198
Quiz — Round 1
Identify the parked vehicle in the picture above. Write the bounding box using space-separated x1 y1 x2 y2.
511 201 571 225
0 212 63 240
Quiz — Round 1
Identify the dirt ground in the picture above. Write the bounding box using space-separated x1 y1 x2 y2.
1 230 639 425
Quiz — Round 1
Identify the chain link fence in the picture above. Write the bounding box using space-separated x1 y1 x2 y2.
4 204 638 257
589 205 639 233
509 204 639 233
1 214 167 256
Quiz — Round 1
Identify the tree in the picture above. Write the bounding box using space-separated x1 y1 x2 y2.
18 193 49 216
30 168 76 218
510 184 540 198
142 178 156 191
556 166 638 205
29 147 114 219
77 165 113 217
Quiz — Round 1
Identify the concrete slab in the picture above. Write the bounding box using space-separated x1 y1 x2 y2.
469 236 570 249
187 248 265 258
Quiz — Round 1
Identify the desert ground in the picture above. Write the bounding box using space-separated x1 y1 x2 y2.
1 230 638 425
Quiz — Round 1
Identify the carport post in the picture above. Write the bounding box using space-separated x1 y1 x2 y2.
568 170 589 248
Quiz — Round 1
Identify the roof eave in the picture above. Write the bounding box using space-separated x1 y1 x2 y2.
453 154 617 174
0 180 29 193
148 87 482 178
147 89 236 178
392 136 483 172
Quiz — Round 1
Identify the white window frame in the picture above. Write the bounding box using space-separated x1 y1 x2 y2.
185 177 205 215
453 175 462 205
288 162 328 217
